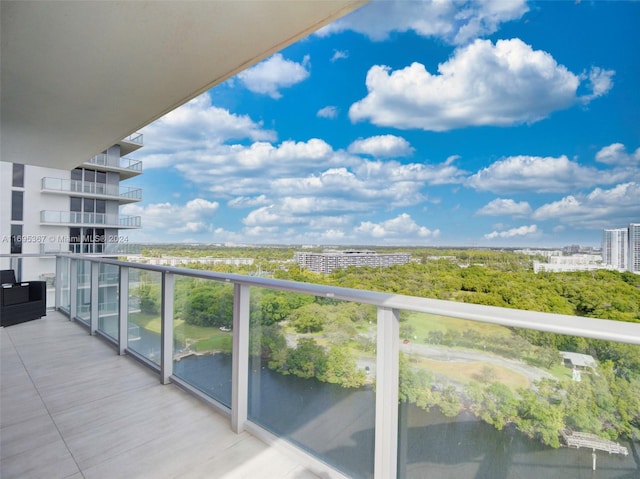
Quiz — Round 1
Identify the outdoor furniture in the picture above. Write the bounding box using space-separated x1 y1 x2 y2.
0 269 46 327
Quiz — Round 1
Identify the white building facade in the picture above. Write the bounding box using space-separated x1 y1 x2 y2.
628 223 640 274
602 228 628 271
295 250 411 274
1 136 143 289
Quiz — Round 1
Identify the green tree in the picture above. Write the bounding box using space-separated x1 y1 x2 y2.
318 346 366 388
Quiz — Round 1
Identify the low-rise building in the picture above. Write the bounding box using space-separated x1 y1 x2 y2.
294 250 411 274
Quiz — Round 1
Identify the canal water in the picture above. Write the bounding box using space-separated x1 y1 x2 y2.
173 353 639 479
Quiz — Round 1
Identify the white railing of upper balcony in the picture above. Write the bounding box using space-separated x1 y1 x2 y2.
53 254 640 479
41 177 142 200
40 211 141 227
87 154 143 172
123 132 143 145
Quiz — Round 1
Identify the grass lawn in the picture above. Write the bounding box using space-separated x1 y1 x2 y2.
402 311 513 341
410 356 531 390
193 335 232 353
129 312 231 352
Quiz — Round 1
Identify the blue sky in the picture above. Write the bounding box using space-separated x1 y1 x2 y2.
123 0 640 248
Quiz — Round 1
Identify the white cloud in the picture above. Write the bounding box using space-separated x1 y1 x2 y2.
476 198 531 216
139 94 275 167
595 143 640 166
237 53 310 99
467 155 632 193
317 106 339 119
122 198 219 235
331 50 349 62
355 213 440 240
582 67 616 102
484 224 538 240
227 195 270 208
349 39 613 131
532 182 640 228
318 0 529 45
348 135 414 158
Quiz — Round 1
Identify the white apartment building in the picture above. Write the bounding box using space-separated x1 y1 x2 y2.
628 223 640 273
0 136 143 292
295 250 411 274
602 228 628 271
533 254 609 273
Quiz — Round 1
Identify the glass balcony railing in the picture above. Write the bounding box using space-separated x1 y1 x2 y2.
86 154 143 172
123 132 143 145
41 177 142 201
40 210 141 228
45 254 640 479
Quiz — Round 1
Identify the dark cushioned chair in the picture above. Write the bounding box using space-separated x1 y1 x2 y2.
1 270 46 327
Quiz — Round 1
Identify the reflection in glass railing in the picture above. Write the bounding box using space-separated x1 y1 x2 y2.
127 268 161 365
75 260 91 322
397 312 640 479
97 263 119 340
172 276 234 407
248 288 377 479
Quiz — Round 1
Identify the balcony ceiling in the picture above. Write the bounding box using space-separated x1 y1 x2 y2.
1 0 366 170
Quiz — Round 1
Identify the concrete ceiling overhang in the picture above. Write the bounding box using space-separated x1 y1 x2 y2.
1 0 367 170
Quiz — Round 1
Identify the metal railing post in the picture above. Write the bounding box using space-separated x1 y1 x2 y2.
118 266 129 355
90 261 99 334
374 307 400 479
231 283 250 433
69 258 78 321
55 256 61 310
160 272 174 385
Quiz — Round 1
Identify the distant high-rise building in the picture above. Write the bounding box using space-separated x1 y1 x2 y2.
602 228 628 271
628 223 640 274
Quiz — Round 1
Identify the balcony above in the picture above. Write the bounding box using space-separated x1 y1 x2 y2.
118 133 144 156
84 154 143 180
40 211 141 229
41 178 142 204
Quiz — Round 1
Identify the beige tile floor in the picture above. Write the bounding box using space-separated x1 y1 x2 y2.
1 312 327 479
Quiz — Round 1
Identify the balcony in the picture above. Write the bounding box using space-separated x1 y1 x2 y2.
84 154 143 180
2 254 639 479
41 177 142 203
40 211 141 229
118 133 144 156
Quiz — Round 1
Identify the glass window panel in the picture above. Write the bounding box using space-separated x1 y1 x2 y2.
248 288 376 478
84 169 95 182
10 224 22 254
96 171 107 184
11 191 23 221
127 268 162 365
83 198 94 212
172 276 234 407
95 199 106 214
70 197 82 212
71 168 83 181
12 163 24 187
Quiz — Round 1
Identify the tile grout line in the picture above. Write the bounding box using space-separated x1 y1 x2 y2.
4 325 87 479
